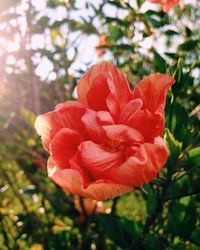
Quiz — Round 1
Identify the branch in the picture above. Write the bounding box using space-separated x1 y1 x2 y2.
111 197 119 214
165 190 200 201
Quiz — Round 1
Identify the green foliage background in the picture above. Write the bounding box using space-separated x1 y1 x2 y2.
0 0 199 249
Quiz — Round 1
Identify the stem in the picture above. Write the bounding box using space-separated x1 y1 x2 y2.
130 177 171 250
0 215 12 250
165 189 200 201
1 170 29 213
111 197 119 214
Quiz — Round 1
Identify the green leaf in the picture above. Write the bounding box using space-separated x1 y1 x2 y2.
173 58 184 84
104 17 130 27
190 229 200 246
69 20 97 34
191 59 200 70
167 166 200 200
106 0 127 9
146 190 157 215
165 101 192 148
164 30 179 36
97 214 143 247
178 39 200 51
136 0 145 8
152 49 166 73
184 26 192 37
108 25 123 42
183 147 200 171
167 198 197 239
165 129 182 169
144 234 161 250
145 13 170 28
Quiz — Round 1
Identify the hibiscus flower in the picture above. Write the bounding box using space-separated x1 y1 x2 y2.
35 63 175 200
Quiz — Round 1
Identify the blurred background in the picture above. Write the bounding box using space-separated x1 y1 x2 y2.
0 0 200 249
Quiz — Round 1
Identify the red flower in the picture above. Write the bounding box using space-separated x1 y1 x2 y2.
35 63 175 200
148 0 182 12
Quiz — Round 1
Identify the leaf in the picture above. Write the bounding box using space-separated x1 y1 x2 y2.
97 214 143 247
146 190 157 215
106 0 127 9
104 17 130 27
144 234 161 250
152 49 166 73
50 28 63 41
164 30 179 36
167 198 197 239
190 229 200 246
184 27 192 37
190 59 200 69
178 39 200 51
165 101 192 148
167 166 200 200
136 0 145 8
108 25 123 42
165 129 182 170
173 58 184 84
183 147 200 171
68 19 97 34
145 12 170 28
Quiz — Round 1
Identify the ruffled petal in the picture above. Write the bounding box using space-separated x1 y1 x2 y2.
127 109 164 142
132 74 175 114
103 124 144 147
47 159 132 200
118 98 143 124
106 92 121 120
77 63 132 109
50 128 83 168
35 101 86 150
87 75 110 111
78 141 125 180
110 137 169 186
81 109 114 144
96 111 114 125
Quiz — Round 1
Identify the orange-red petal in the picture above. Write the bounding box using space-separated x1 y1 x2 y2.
50 128 82 169
77 63 132 109
78 141 125 180
47 158 132 200
132 74 175 114
35 101 86 150
110 137 168 186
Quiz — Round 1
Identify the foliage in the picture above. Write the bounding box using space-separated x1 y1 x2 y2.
0 0 199 249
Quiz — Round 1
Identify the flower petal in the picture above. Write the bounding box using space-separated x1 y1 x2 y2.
79 141 125 180
127 109 164 142
110 137 169 186
50 128 83 168
81 109 114 144
132 73 175 114
118 98 143 124
103 124 144 147
77 63 132 109
48 159 132 200
87 75 110 111
35 101 86 150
